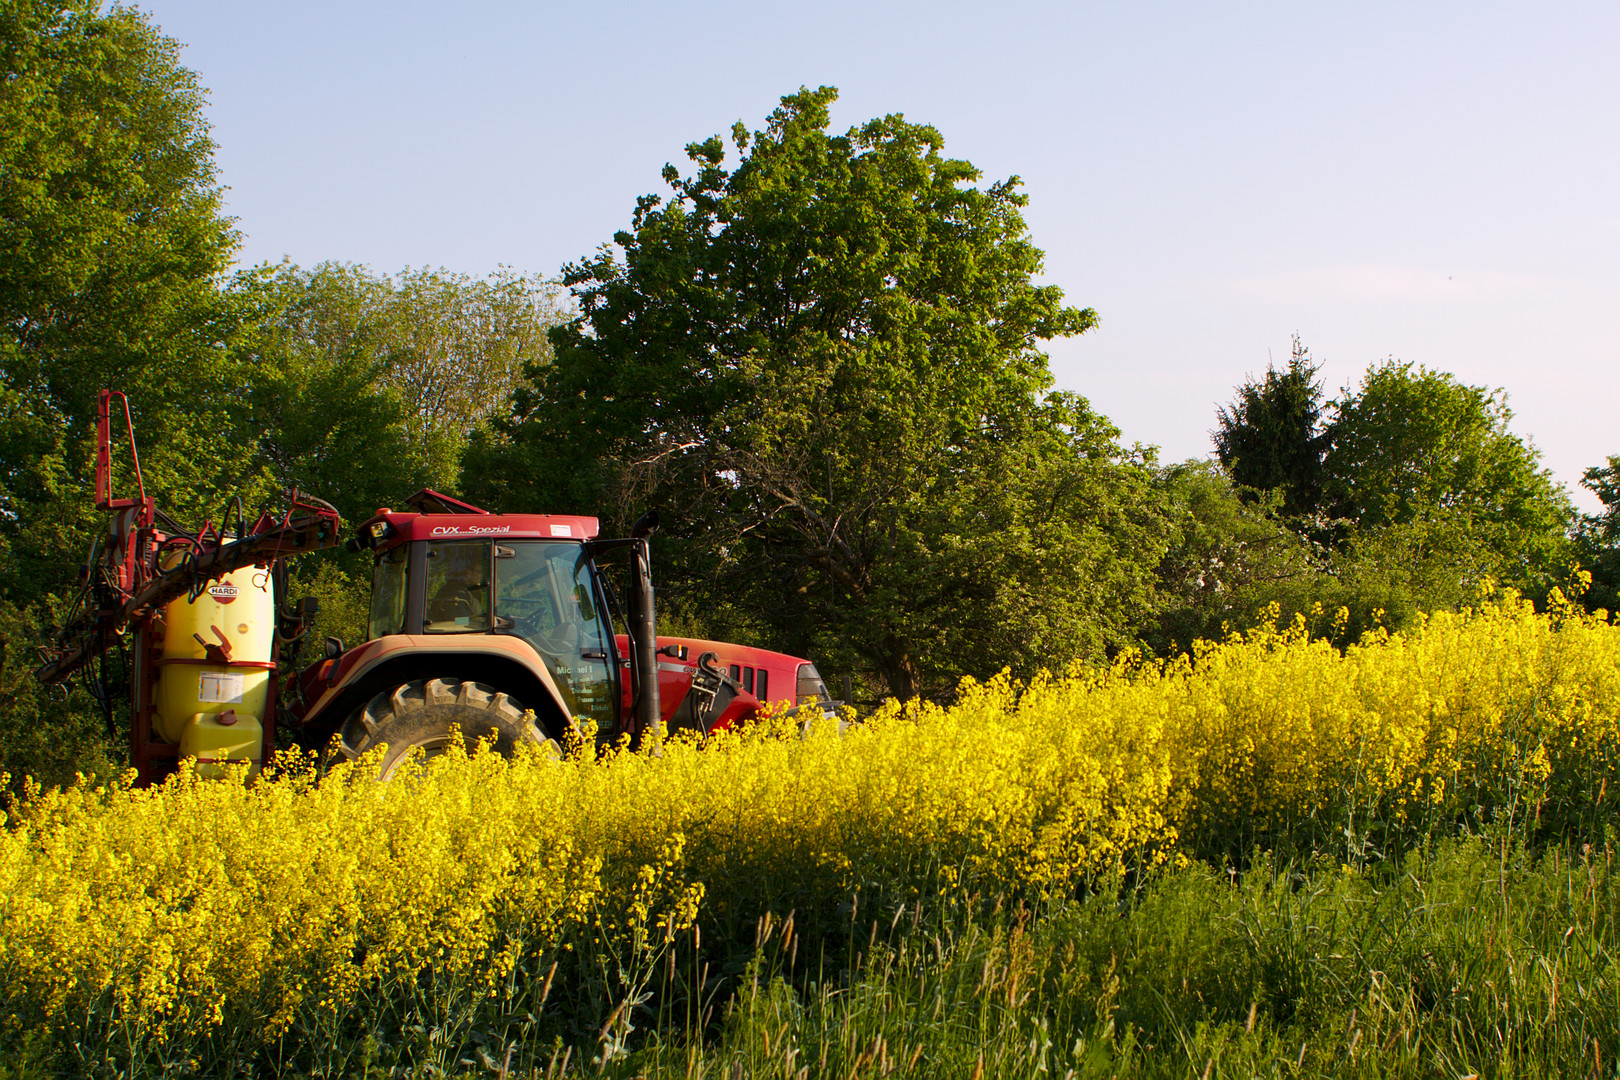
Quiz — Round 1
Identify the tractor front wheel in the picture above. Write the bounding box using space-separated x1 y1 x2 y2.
332 677 552 778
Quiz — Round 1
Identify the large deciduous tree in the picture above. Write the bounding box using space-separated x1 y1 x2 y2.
471 87 1165 697
1322 361 1574 595
0 0 236 423
0 0 249 785
0 0 254 591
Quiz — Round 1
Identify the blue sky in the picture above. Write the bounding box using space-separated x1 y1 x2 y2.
139 1 1620 511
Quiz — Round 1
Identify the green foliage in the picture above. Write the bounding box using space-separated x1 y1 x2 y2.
279 559 369 660
1577 455 1620 614
243 261 566 519
1146 462 1336 651
375 265 564 480
1324 361 1572 537
653 837 1618 1080
1212 334 1328 517
0 0 235 424
1324 360 1576 607
471 86 1163 696
1202 353 1579 642
0 1 262 783
239 263 435 518
0 0 257 601
0 598 122 791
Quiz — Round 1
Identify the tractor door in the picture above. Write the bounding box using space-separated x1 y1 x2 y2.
491 541 619 729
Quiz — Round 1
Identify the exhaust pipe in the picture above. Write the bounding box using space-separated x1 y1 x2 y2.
629 511 660 743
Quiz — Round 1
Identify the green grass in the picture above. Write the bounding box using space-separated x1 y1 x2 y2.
588 832 1617 1080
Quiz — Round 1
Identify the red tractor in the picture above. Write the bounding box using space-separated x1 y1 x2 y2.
36 392 836 784
285 489 825 776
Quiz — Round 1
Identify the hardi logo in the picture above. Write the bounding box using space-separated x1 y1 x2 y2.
208 583 240 605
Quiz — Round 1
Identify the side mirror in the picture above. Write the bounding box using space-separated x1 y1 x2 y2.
322 636 344 661
298 596 320 619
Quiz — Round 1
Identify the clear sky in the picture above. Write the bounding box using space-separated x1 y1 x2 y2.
138 1 1619 511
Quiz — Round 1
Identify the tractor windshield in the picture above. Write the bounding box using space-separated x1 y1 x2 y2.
494 541 617 728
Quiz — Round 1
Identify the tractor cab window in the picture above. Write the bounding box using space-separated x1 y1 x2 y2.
369 544 408 639
424 541 491 632
494 541 616 728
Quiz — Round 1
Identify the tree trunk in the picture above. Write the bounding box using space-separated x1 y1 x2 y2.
877 641 921 700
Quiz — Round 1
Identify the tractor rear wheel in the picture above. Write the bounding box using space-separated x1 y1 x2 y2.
332 677 553 779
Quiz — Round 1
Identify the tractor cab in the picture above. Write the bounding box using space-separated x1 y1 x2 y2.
285 490 641 759
356 500 619 726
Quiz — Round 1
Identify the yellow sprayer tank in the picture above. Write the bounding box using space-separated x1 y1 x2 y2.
153 564 275 778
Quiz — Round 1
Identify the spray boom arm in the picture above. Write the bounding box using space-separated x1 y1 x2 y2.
34 391 344 687
35 503 343 686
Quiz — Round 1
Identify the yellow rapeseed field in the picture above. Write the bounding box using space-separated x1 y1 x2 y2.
1 593 1617 1061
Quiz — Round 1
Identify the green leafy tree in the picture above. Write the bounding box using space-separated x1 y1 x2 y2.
0 0 235 423
243 263 438 518
472 87 1165 697
377 265 565 482
1212 335 1328 517
247 262 565 510
0 1 254 786
1148 459 1476 651
1321 360 1575 601
0 0 252 593
1204 354 1578 639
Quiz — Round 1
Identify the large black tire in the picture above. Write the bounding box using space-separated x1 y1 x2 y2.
332 677 552 779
